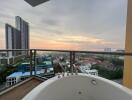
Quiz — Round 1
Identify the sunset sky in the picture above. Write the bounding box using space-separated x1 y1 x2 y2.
0 0 128 51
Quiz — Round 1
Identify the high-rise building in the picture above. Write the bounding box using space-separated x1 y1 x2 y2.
104 48 111 52
15 16 29 54
5 24 21 57
5 16 29 57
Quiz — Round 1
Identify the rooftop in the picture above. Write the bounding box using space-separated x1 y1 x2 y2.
7 71 44 78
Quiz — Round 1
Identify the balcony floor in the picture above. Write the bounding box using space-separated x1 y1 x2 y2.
0 77 43 100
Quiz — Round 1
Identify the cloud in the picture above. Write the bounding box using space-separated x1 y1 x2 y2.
30 32 117 50
0 0 127 50
41 18 60 27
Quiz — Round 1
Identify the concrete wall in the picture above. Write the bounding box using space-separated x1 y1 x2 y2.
123 0 132 89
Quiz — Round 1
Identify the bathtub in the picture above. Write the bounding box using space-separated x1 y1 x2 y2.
23 74 132 100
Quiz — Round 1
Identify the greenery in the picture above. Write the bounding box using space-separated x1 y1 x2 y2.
110 58 124 66
91 64 123 80
0 65 16 84
96 55 106 61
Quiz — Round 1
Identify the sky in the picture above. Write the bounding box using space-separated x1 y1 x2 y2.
0 0 128 51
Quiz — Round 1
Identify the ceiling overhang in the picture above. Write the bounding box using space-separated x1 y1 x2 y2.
24 0 49 7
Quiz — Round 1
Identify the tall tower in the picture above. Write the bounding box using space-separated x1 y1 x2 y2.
15 16 29 54
5 24 21 57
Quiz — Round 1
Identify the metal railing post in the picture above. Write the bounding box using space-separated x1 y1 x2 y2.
70 51 76 73
70 51 73 73
34 50 37 75
73 51 75 64
30 50 33 76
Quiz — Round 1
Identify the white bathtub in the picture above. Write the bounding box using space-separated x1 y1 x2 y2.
23 74 132 100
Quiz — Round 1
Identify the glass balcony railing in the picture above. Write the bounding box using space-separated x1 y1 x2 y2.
0 49 132 91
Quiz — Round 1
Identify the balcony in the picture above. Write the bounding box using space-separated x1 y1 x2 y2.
0 49 132 100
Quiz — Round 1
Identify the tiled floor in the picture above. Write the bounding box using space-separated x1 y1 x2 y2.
0 78 43 100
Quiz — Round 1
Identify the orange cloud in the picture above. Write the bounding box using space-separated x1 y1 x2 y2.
30 33 115 50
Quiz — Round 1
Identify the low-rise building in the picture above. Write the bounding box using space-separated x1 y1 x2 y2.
79 65 98 76
6 71 44 87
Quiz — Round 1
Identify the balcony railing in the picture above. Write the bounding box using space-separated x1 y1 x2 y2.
0 49 132 90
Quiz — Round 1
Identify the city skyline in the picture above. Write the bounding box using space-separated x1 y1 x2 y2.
0 0 127 51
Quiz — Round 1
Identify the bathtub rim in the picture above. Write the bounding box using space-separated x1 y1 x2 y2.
22 73 132 100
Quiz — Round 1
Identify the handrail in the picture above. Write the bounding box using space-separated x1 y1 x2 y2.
0 49 131 56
